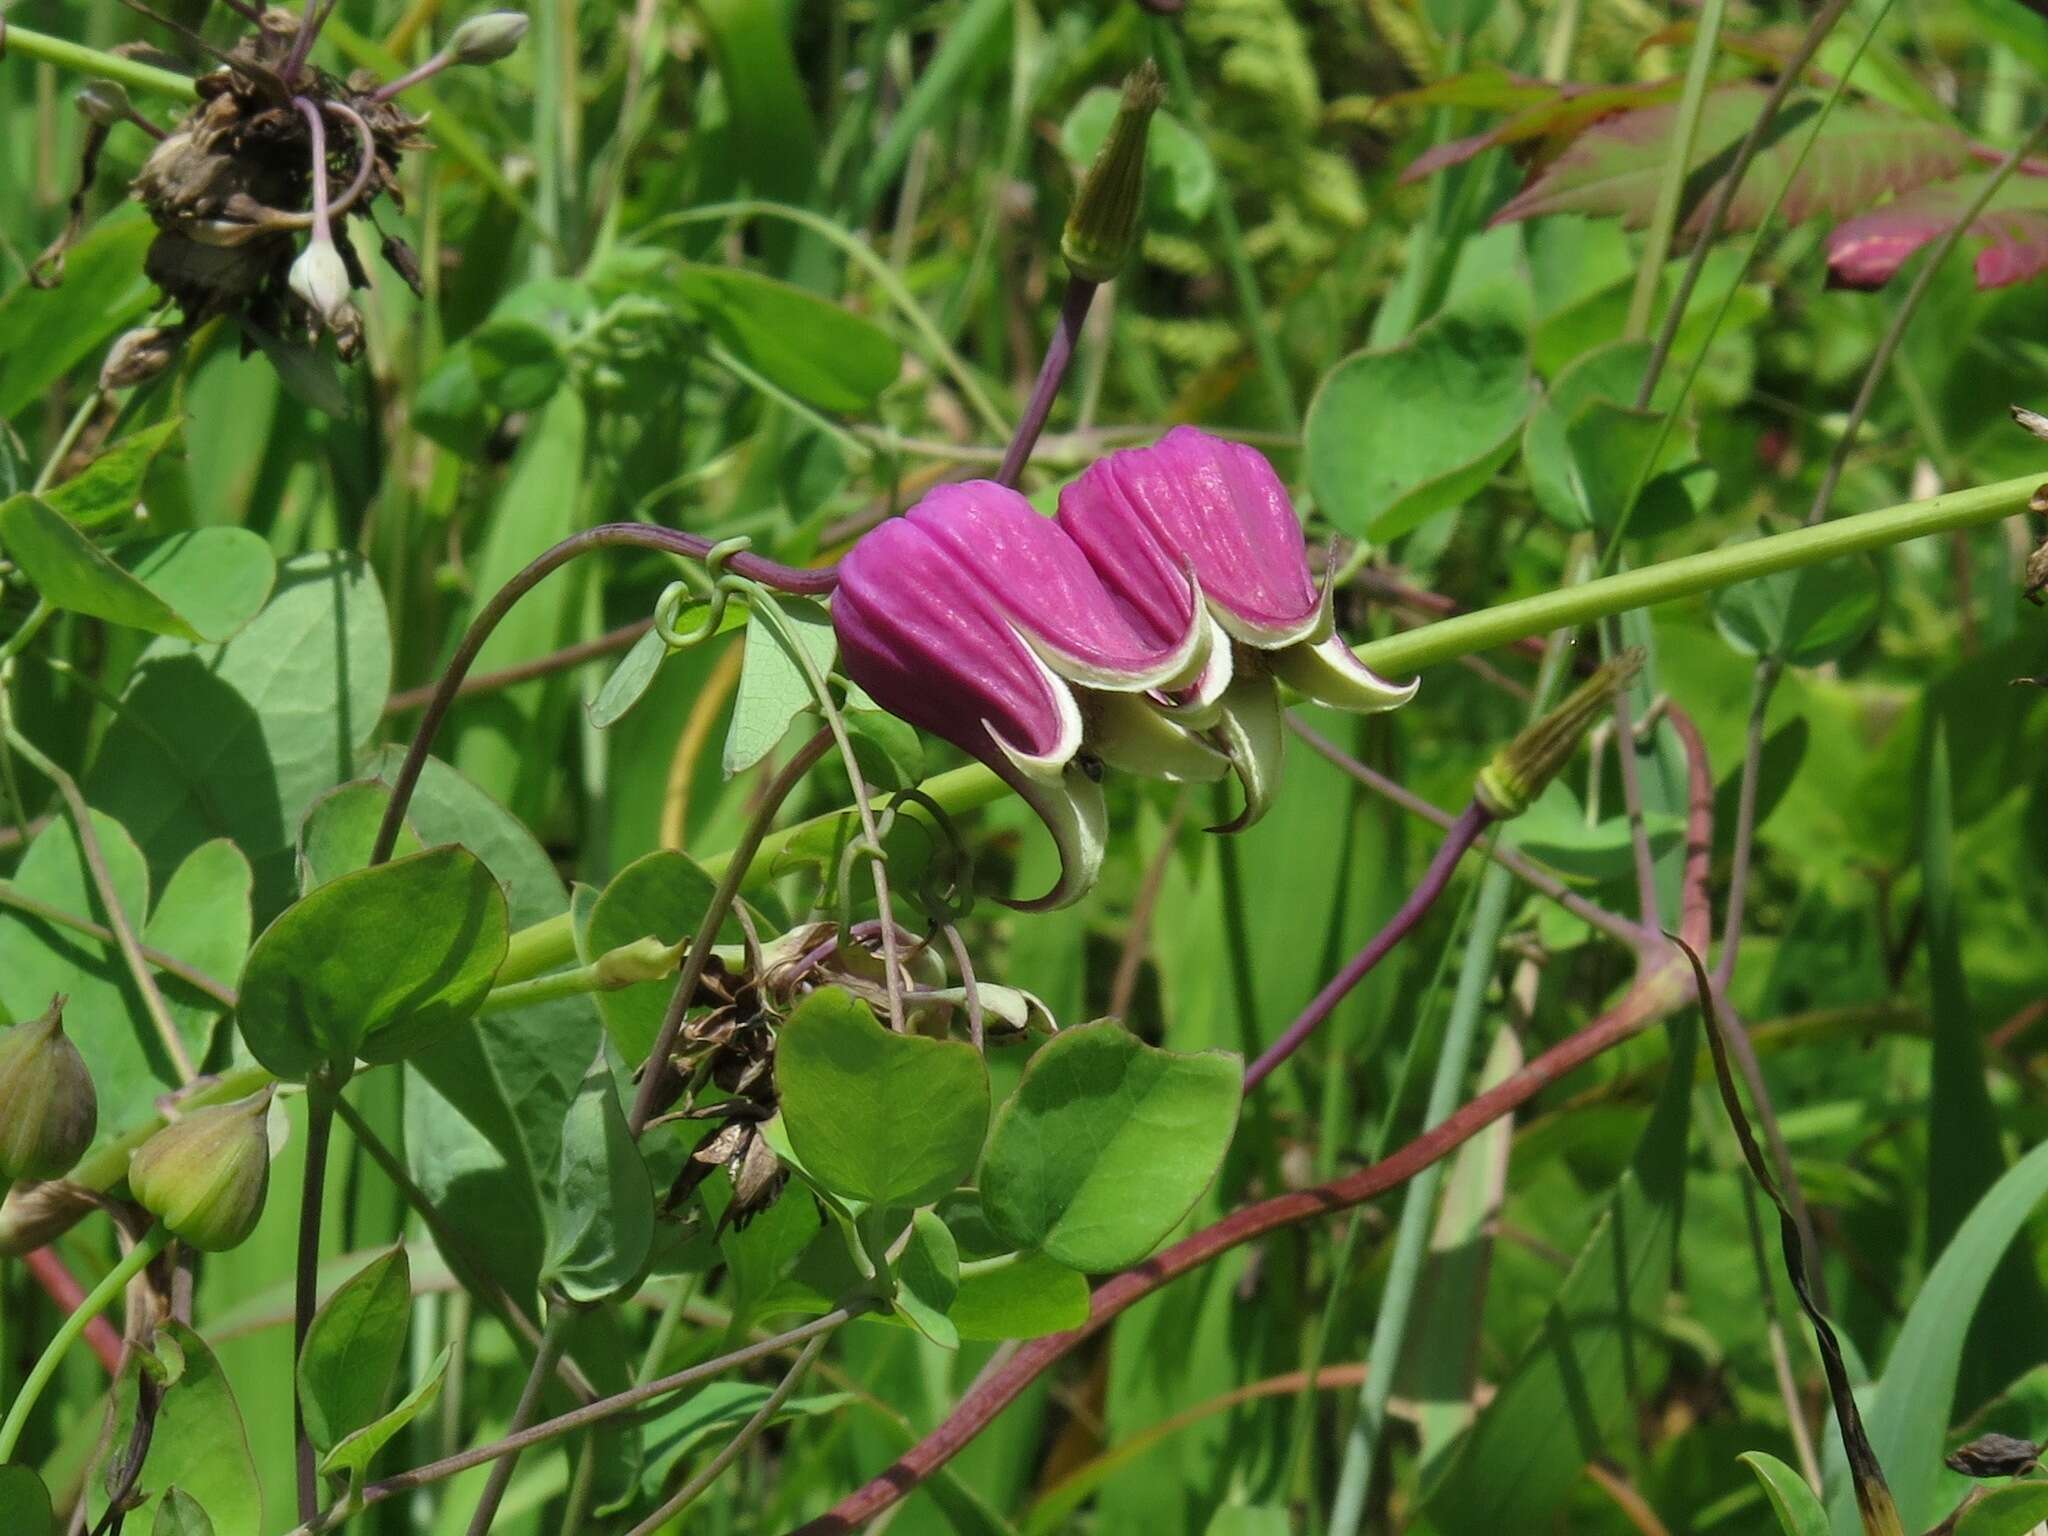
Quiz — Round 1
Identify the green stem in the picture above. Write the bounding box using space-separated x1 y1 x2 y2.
1152 21 1298 428
1353 471 2040 676
294 1078 340 1522
0 1224 171 1461
479 959 626 1015
0 25 198 100
1326 860 1515 1534
1626 0 1728 339
486 470 2040 982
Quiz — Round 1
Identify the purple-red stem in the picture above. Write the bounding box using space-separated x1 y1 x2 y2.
293 1080 338 1522
997 277 1098 486
22 1246 123 1374
1242 800 1494 1090
369 524 836 867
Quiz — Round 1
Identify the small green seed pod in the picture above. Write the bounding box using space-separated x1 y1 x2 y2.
128 1088 275 1252
0 995 98 1182
448 11 530 65
1061 61 1164 284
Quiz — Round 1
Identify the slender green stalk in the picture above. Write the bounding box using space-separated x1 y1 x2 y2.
295 1078 341 1521
1626 0 1728 339
485 469 2044 984
462 1306 575 1536
623 1331 832 1534
0 24 198 100
0 1224 171 1460
1354 470 2041 676
1326 859 1516 1534
1152 21 1298 427
480 957 633 1015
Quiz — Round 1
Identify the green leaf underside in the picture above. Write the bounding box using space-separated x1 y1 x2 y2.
320 1345 453 1481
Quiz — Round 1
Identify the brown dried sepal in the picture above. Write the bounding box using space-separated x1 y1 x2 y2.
1945 1432 2041 1480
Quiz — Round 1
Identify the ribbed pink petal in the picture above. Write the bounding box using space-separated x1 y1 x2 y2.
833 517 1074 767
1061 426 1321 647
905 482 1201 688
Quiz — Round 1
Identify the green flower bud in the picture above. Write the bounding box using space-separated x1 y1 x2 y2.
75 81 132 129
128 1088 274 1252
1476 648 1646 819
0 996 98 1182
1061 61 1164 284
449 10 530 65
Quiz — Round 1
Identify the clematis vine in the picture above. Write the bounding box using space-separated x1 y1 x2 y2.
832 429 1416 908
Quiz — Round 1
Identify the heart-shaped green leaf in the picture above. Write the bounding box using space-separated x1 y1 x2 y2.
979 1020 1242 1272
774 986 989 1209
1307 314 1532 541
236 844 509 1080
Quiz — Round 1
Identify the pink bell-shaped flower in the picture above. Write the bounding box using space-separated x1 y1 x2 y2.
1058 427 1417 827
833 493 1224 910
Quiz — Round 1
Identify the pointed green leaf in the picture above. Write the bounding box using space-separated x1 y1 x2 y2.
670 264 900 414
894 1209 961 1349
319 1345 453 1481
296 781 422 892
151 1489 215 1536
723 599 835 777
0 497 274 643
980 1019 1242 1272
587 625 671 729
543 1055 656 1303
1740 1452 1828 1536
297 1245 413 1453
40 419 183 528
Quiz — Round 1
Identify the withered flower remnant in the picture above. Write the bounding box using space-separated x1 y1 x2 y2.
90 6 525 389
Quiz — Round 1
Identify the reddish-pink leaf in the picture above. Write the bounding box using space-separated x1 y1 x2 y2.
1397 77 1683 186
1826 173 2048 290
1490 84 1969 234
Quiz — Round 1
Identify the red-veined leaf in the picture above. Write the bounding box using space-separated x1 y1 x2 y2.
1488 84 1968 234
1396 76 1683 184
1827 172 2048 290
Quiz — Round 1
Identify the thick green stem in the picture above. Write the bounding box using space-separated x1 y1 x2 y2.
1354 472 2039 676
0 1224 171 1460
487 471 2038 982
0 25 199 100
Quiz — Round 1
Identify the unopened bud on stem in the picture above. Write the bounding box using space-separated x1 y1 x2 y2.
289 237 352 327
75 82 132 129
128 1087 275 1252
0 996 98 1182
449 10 531 65
1062 61 1163 284
1476 648 1646 819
